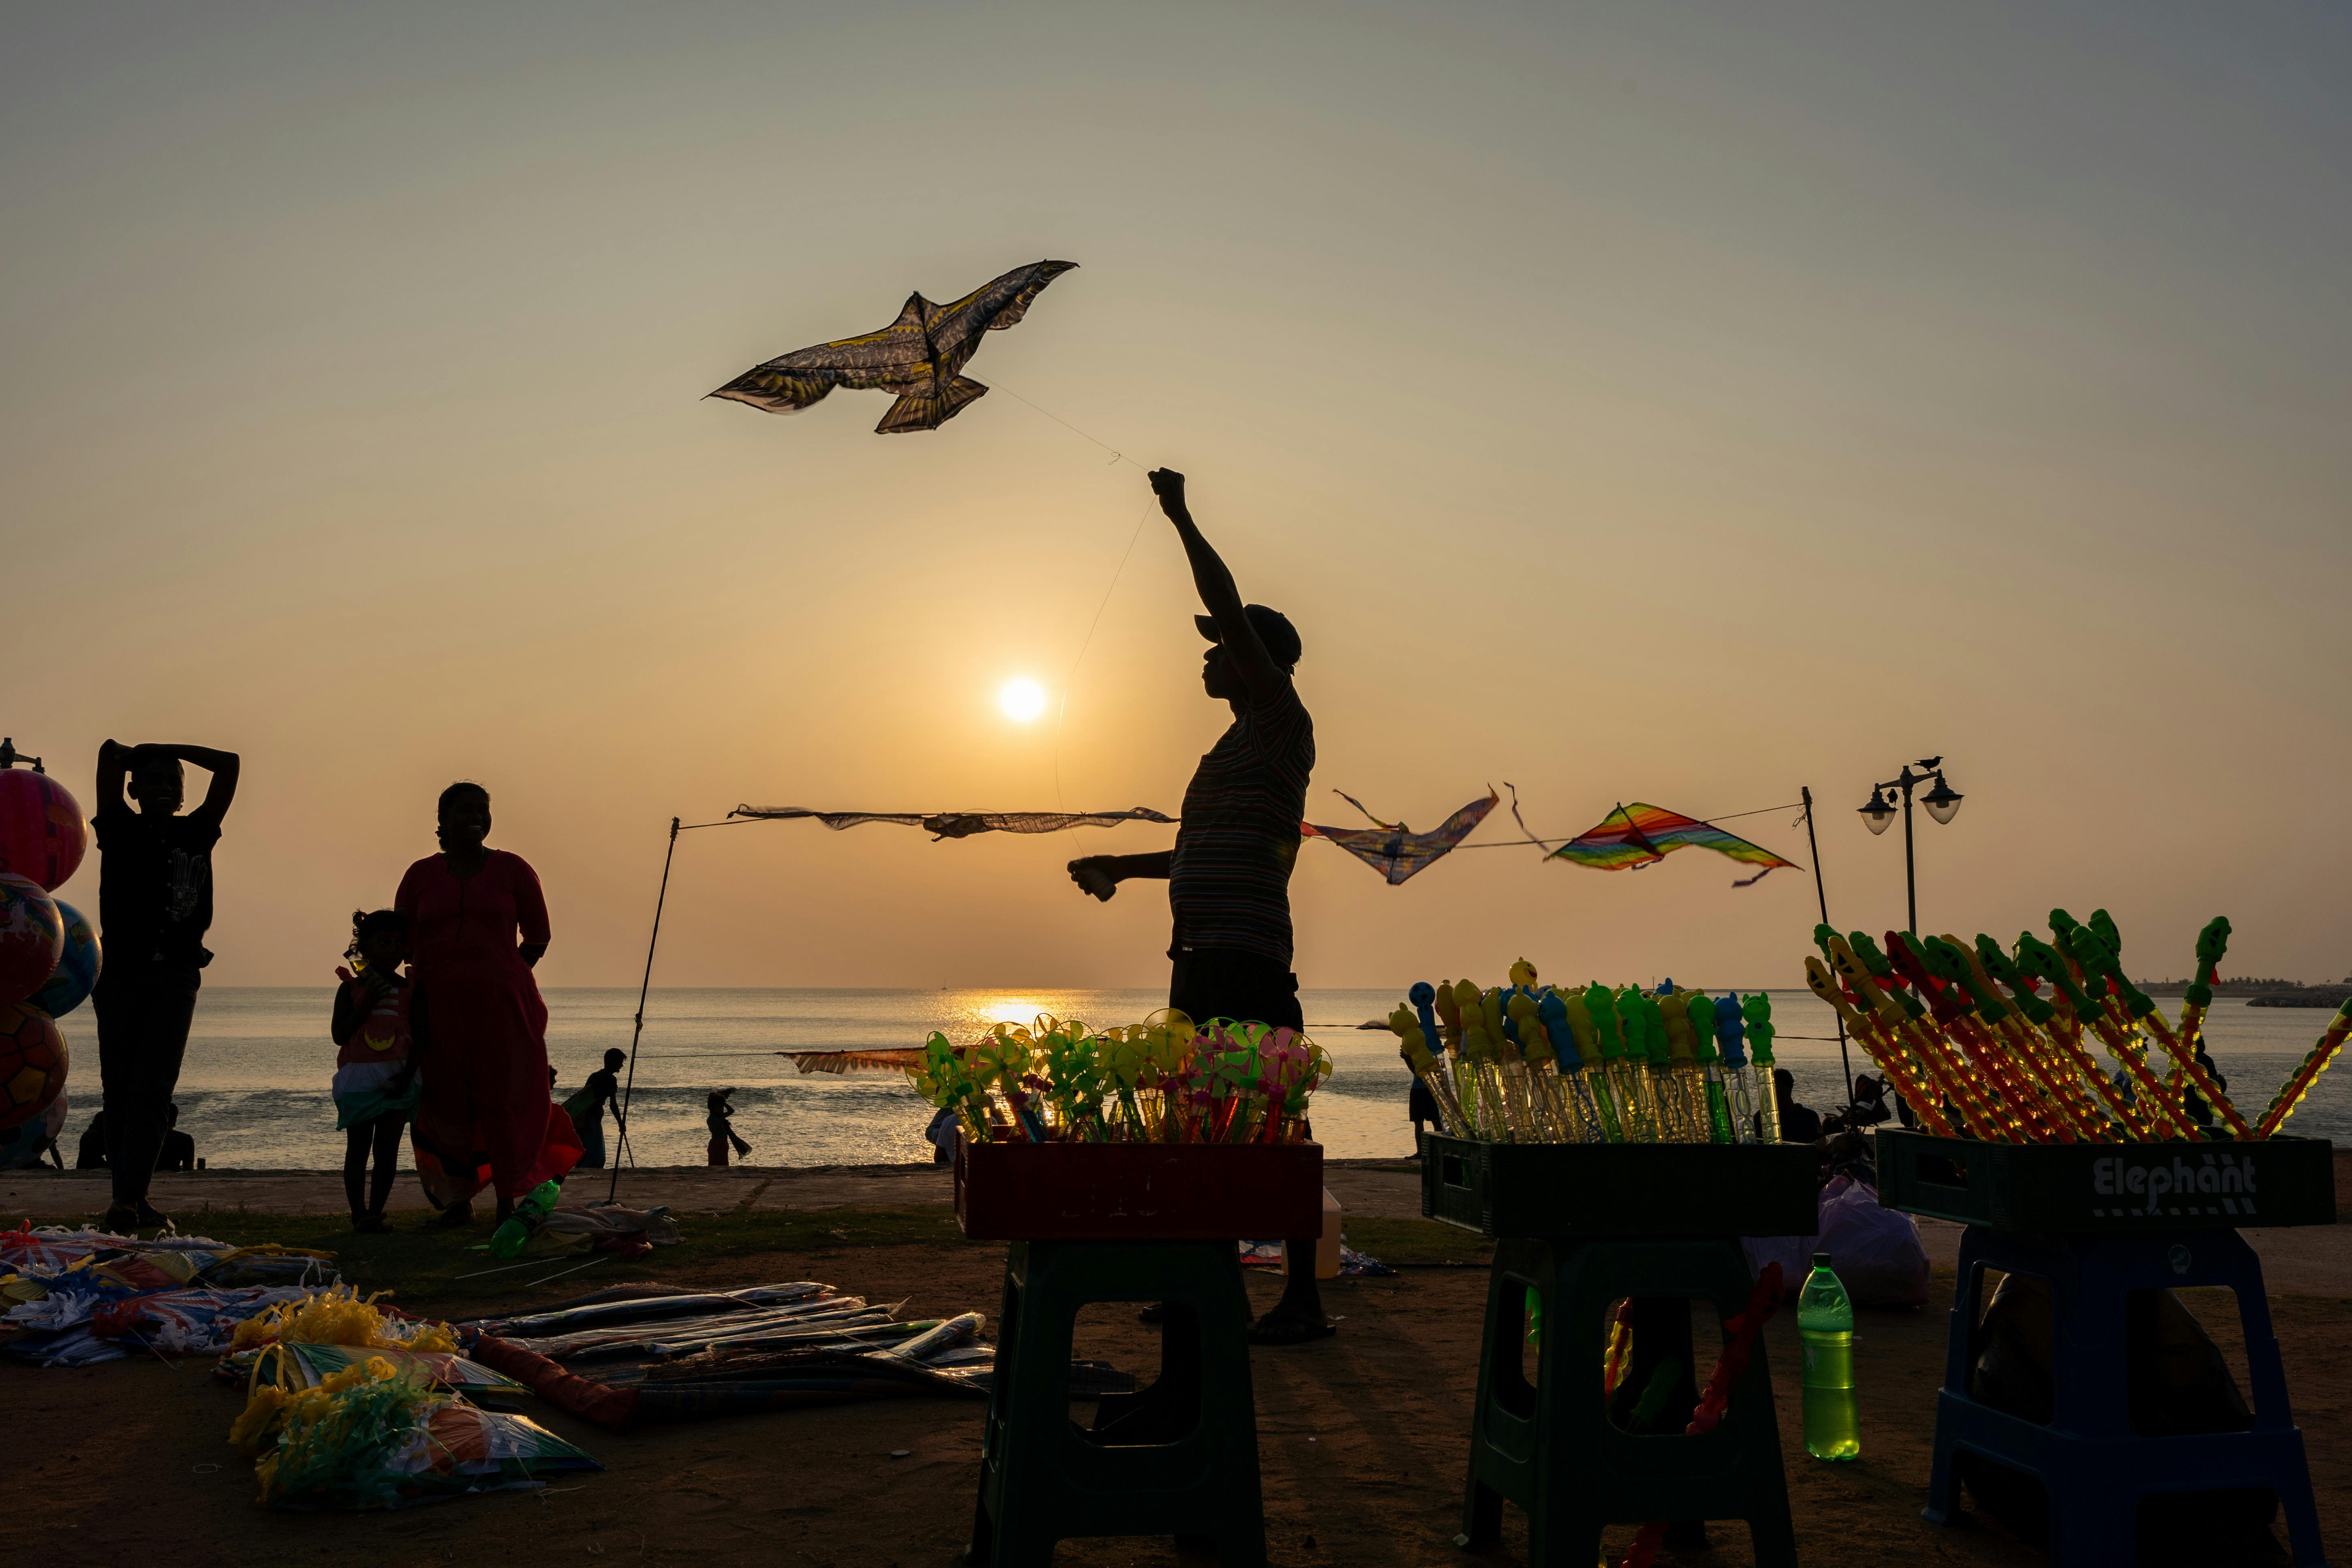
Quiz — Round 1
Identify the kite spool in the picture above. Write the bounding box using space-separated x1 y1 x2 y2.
0 1000 68 1130
30 900 99 1019
0 874 64 1009
0 761 86 894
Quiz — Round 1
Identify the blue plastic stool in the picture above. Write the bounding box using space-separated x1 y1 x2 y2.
1923 1225 2327 1566
967 1238 1267 1568
1457 1235 1797 1567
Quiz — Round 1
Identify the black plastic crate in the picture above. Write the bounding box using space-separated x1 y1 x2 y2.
1418 1134 1820 1238
1875 1130 2337 1232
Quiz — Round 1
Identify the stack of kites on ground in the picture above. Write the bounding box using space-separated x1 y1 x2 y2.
0 750 96 1168
1389 959 1785 1145
1805 909 2352 1143
455 1280 1126 1435
787 1012 1331 1145
0 1223 336 1365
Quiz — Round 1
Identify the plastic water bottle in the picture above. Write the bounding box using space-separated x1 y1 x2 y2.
1797 1251 1859 1461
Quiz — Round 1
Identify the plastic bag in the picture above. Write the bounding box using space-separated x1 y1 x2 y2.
1745 1176 1928 1308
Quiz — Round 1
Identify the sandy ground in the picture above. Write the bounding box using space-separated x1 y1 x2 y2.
7 1154 2345 1566
0 1158 1436 1223
10 1239 2349 1568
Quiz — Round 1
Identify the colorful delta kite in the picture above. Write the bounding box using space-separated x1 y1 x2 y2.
1549 802 1797 887
728 805 1173 841
708 260 1077 434
1302 788 1499 886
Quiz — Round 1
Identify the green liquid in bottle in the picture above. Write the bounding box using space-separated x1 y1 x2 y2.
1797 1253 1860 1461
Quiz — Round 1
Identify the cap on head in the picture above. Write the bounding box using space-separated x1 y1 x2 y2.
1195 605 1302 671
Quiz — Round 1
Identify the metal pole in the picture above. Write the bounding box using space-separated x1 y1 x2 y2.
1800 787 1856 1100
608 815 681 1204
1901 774 1918 935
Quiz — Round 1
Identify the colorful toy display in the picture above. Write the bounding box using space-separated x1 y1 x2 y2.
1804 909 2333 1143
790 1012 1331 1144
1390 959 1784 1143
0 759 86 892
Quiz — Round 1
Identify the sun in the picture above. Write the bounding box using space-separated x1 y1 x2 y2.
998 678 1048 723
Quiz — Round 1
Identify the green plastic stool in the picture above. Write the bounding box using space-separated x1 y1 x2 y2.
1458 1235 1798 1568
968 1238 1268 1567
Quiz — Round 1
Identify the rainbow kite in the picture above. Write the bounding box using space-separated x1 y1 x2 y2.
1548 802 1796 885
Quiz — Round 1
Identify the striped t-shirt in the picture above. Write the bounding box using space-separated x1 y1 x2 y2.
1168 680 1315 967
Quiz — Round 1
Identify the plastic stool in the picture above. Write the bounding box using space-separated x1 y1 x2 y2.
1923 1225 2327 1566
968 1238 1267 1567
1458 1235 1797 1567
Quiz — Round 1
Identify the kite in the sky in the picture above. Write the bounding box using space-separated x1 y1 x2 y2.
729 805 1171 840
708 260 1078 433
1301 787 1499 885
1548 802 1797 886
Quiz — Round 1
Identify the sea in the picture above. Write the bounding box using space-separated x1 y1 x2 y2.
64 989 2352 1171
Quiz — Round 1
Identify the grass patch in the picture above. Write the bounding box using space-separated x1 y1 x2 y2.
1342 1215 1493 1266
15 1203 978 1313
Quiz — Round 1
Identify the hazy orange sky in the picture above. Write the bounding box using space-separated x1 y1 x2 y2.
8 4 2348 991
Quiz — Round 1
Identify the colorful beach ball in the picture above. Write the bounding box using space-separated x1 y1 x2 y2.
0 875 63 1010
0 1001 67 1130
30 900 99 1019
0 1088 64 1168
0 770 86 893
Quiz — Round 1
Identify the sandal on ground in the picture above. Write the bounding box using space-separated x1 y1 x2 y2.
135 1202 172 1229
432 1201 475 1229
1247 1309 1336 1346
102 1202 139 1235
352 1212 390 1233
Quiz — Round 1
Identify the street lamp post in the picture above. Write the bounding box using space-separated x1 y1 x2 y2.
1858 757 1964 934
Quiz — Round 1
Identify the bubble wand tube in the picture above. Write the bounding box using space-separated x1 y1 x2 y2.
1587 985 1653 1141
1538 988 1610 1143
2176 916 2231 1068
1918 936 2104 1143
1714 995 1760 1143
1685 992 1737 1144
1970 936 2155 1141
1883 932 2075 1143
2257 997 2352 1139
1396 992 1471 1139
1828 938 2011 1140
1560 986 1625 1141
1743 992 1789 1143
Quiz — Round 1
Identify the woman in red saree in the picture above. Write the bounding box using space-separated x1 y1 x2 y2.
396 782 580 1226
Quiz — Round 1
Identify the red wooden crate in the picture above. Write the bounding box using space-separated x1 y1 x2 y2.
954 1135 1324 1241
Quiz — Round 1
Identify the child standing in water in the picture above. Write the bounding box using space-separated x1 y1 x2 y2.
705 1088 751 1167
330 909 424 1231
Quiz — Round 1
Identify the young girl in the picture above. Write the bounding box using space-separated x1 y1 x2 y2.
705 1088 752 1167
331 909 425 1231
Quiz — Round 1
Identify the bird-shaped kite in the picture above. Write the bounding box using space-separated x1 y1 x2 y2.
708 260 1077 434
1301 788 1499 885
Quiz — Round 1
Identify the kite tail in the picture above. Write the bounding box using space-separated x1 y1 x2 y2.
877 377 988 434
1730 866 1778 889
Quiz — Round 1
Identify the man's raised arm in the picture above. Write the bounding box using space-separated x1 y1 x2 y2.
1150 469 1286 704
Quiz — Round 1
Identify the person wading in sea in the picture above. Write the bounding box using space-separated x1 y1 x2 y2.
1065 467 1330 1345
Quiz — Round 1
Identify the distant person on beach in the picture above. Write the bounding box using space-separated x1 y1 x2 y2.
706 1088 751 1167
563 1049 629 1169
91 737 240 1232
1062 468 1329 1347
1408 1072 1441 1151
74 1104 197 1172
330 909 423 1232
397 782 581 1229
1775 1068 1824 1143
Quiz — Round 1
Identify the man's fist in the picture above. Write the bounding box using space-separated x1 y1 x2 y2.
1068 858 1119 901
1148 468 1187 513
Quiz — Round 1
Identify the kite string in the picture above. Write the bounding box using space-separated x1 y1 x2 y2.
988 378 1149 471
